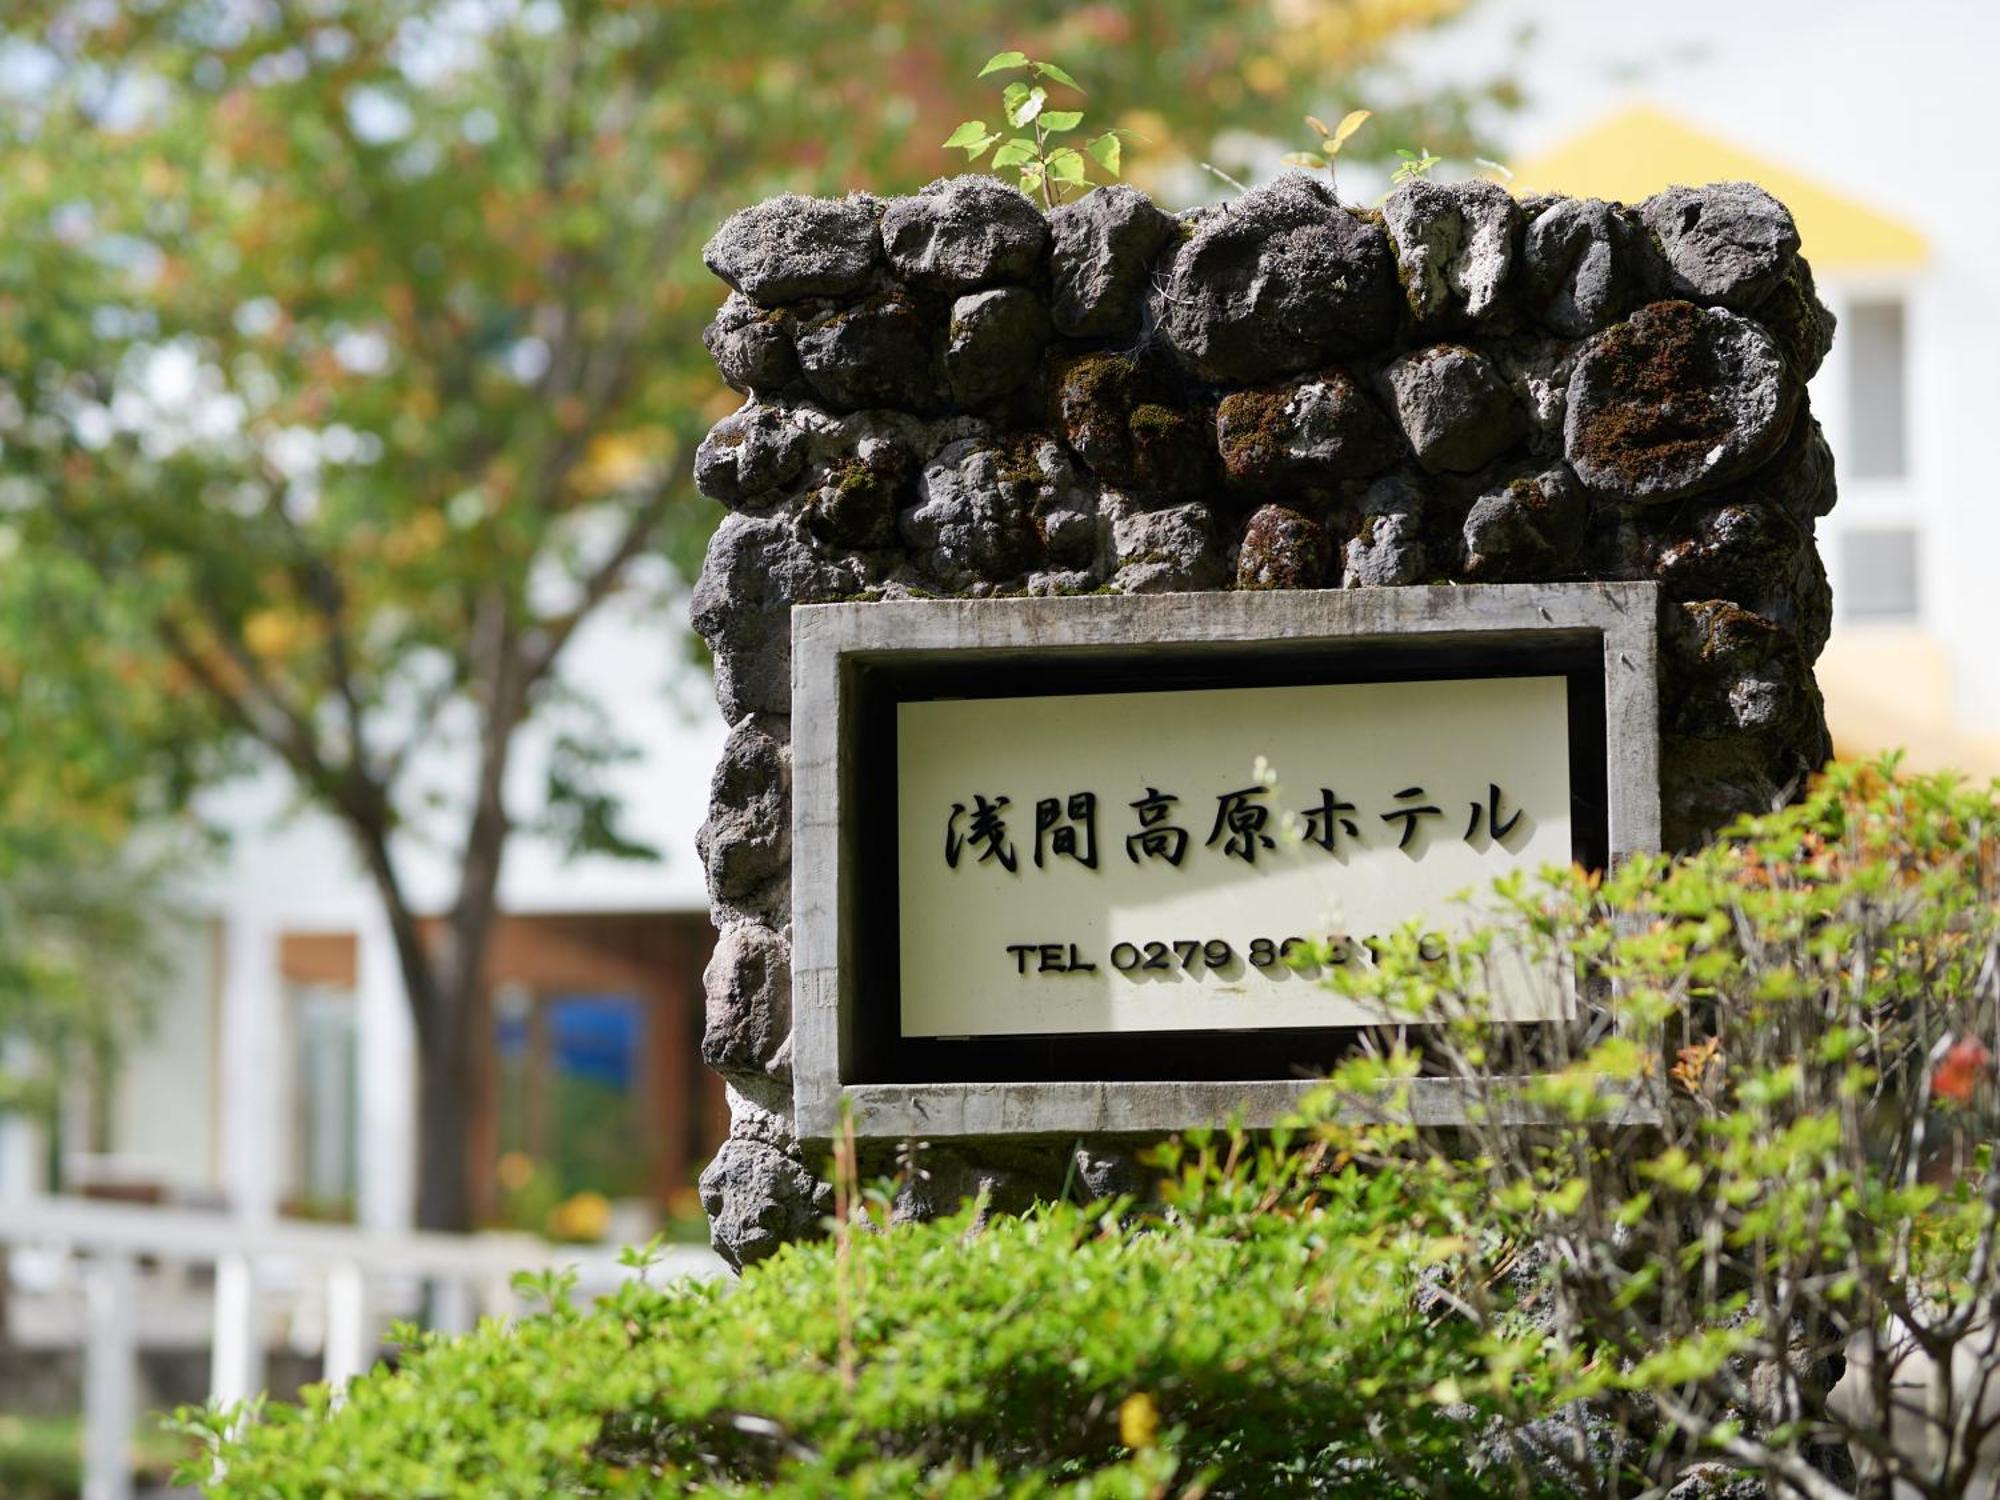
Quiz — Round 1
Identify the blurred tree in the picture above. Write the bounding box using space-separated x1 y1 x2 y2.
0 551 192 1179
0 0 1516 1231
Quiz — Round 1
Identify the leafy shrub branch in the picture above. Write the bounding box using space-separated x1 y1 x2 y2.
944 52 1130 208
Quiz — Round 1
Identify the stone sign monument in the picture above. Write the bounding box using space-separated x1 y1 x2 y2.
690 170 1834 1267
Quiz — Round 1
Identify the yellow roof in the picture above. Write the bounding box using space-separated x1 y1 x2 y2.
1510 103 1928 273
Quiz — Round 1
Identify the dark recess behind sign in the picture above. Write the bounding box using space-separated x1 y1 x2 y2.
845 630 1610 1087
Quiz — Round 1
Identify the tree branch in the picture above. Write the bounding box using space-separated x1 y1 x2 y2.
520 483 676 687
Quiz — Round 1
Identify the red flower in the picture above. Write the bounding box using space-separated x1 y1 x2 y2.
1933 1037 1993 1105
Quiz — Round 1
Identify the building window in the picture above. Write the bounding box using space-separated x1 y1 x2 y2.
1846 298 1908 479
493 989 650 1215
291 982 358 1217
1840 527 1920 620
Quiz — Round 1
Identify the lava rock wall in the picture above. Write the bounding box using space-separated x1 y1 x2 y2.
689 171 1837 1269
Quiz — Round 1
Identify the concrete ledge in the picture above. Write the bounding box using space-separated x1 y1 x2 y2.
841 1077 1658 1137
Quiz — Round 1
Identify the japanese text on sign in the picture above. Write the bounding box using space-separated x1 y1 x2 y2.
895 676 1576 1038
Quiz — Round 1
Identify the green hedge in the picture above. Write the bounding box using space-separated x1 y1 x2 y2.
189 761 2000 1496
180 1153 1564 1498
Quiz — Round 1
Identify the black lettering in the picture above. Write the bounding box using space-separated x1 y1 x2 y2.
1302 789 1361 853
1110 942 1141 972
1006 943 1035 975
1381 787 1442 852
1034 792 1100 870
1466 783 1524 844
1207 787 1276 863
1126 788 1190 866
951 794 1017 871
1141 940 1172 971
1037 943 1067 973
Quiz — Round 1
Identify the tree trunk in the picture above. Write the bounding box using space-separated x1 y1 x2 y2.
350 592 524 1234
353 835 496 1236
414 1012 476 1233
403 795 512 1232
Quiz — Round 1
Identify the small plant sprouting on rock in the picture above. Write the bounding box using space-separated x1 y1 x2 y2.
943 51 1130 209
1280 108 1372 188
1391 146 1442 184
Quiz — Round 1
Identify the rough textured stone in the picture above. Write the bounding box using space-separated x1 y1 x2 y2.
1757 258 1837 381
699 1129 829 1270
1049 351 1214 497
696 715 789 903
1610 497 1833 662
701 924 791 1083
1462 465 1588 579
1640 182 1800 313
1157 173 1398 384
1382 178 1520 327
1342 474 1427 587
902 435 1094 589
703 193 881 306
1522 197 1638 337
1070 1145 1153 1202
1048 185 1173 339
881 175 1048 292
792 291 940 414
799 417 916 550
1488 336 1578 440
1658 599 1829 848
1108 498 1225 594
1565 301 1798 504
944 286 1050 409
1216 371 1398 488
690 512 865 723
703 292 800 395
890 1145 1058 1223
1664 1465 1764 1500
692 401 808 509
1383 344 1525 474
1237 503 1330 589
1753 407 1838 524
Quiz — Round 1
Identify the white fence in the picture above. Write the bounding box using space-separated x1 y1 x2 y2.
0 1196 724 1500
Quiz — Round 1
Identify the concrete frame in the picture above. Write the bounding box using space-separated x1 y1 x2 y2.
790 583 1662 1141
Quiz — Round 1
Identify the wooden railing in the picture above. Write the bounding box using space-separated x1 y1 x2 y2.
0 1195 724 1500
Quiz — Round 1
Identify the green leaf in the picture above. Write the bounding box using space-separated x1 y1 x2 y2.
1086 132 1122 176
1018 167 1044 197
1004 84 1048 128
1038 110 1084 134
991 138 1038 170
978 50 1029 77
1280 151 1328 169
1045 147 1087 185
942 120 991 149
1034 61 1084 91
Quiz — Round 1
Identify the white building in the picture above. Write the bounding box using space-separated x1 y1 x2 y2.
4 585 729 1238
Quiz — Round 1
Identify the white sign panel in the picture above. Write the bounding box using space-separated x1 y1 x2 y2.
896 676 1572 1037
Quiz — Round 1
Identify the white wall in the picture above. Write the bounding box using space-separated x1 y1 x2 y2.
106 916 221 1199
